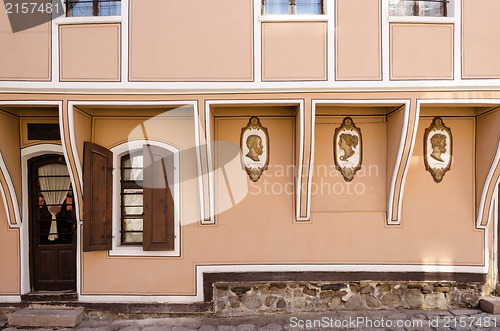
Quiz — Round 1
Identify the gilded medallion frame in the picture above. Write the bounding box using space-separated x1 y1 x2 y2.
423 117 452 183
240 116 270 182
333 117 363 182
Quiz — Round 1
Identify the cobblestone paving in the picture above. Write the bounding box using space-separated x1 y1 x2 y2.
2 308 500 330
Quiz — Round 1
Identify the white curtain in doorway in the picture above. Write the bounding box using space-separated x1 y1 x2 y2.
38 164 71 241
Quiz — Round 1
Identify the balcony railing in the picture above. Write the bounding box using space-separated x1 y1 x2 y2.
65 0 121 17
389 0 449 17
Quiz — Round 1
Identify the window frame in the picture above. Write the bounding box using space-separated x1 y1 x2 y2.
110 140 180 257
261 0 325 16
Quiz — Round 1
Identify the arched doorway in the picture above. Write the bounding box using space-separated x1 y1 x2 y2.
28 154 76 292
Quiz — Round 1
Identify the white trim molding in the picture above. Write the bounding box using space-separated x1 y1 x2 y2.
0 151 20 228
477 139 500 229
20 143 66 295
78 262 488 304
0 295 21 303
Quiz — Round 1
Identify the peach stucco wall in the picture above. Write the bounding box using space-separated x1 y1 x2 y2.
77 104 485 295
390 23 454 80
476 108 500 209
386 107 405 201
262 22 327 81
0 200 20 294
335 0 381 81
0 111 21 209
73 109 92 169
59 24 121 82
313 116 386 212
462 0 500 79
129 0 253 82
401 116 483 264
0 7 50 80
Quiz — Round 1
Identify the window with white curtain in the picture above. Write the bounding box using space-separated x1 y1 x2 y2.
389 0 450 17
262 0 324 15
65 0 121 17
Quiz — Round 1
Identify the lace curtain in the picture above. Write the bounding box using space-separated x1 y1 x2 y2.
38 164 71 241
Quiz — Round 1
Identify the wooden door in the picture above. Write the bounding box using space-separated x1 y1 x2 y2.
29 155 76 291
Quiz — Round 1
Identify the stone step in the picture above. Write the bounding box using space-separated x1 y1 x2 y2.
480 297 500 314
7 307 84 328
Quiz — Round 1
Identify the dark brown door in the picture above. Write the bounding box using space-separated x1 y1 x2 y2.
29 155 76 291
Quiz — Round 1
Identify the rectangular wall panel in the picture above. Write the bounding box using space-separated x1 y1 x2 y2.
390 23 453 80
335 0 381 81
59 24 121 82
462 0 500 79
129 0 253 82
262 22 327 81
0 7 50 81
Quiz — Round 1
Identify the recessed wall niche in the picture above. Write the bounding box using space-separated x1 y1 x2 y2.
312 105 394 214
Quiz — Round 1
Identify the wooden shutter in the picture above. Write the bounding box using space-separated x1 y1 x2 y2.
83 142 113 252
143 145 175 251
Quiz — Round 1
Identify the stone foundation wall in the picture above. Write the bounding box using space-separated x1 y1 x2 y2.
213 282 484 316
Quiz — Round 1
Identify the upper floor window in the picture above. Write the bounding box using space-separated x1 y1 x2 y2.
262 0 324 15
389 0 448 17
65 0 121 17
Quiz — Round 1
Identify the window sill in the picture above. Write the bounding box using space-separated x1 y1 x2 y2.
388 16 455 24
54 15 122 25
259 14 328 22
109 245 180 257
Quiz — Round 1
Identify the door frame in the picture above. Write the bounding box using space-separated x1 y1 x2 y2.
28 153 76 291
20 144 80 295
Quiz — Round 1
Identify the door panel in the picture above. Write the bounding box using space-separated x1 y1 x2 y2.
29 154 76 292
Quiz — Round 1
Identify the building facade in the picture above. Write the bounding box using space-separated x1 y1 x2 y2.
0 0 500 313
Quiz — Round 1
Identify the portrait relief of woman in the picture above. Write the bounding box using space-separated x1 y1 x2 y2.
333 117 362 182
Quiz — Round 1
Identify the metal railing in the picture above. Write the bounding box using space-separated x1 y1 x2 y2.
262 0 324 15
65 0 121 17
389 0 449 17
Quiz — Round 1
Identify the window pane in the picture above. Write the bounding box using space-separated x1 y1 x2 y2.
296 0 322 14
416 0 445 16
122 154 143 168
99 0 121 16
122 168 143 181
122 218 143 244
123 189 143 206
67 0 93 17
123 206 143 215
122 154 143 180
264 0 289 14
389 0 446 17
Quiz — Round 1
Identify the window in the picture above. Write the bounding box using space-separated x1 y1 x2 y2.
65 0 121 17
120 152 144 245
262 0 324 15
83 141 178 255
389 0 448 17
